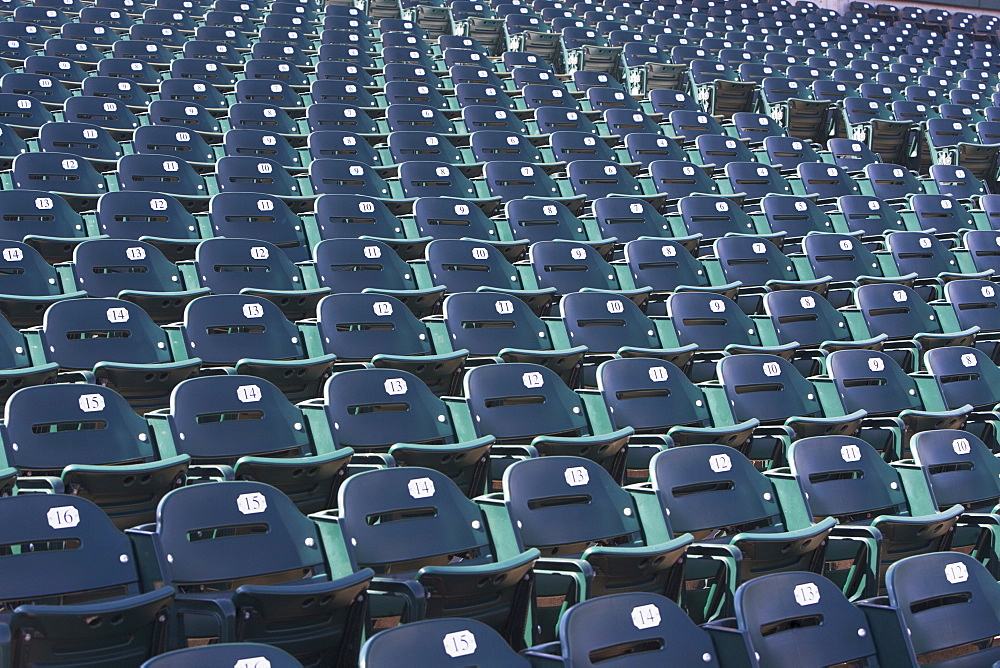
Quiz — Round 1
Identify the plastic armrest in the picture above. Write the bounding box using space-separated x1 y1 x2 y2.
186 464 235 481
14 476 64 493
176 596 237 643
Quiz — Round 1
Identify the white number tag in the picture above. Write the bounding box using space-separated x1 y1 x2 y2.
522 372 544 388
709 453 731 472
236 492 267 514
372 301 393 316
793 582 821 606
564 466 589 486
47 505 80 529
236 385 262 403
78 393 105 412
840 444 861 461
1 247 22 262
495 300 514 314
125 246 146 261
384 378 407 395
630 604 661 629
242 303 264 319
408 477 435 499
106 307 130 323
945 562 968 584
442 630 476 658
648 366 669 382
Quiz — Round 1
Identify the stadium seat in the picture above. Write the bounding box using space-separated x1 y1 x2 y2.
1 383 189 528
0 494 175 665
127 481 373 665
142 644 302 668
310 466 538 646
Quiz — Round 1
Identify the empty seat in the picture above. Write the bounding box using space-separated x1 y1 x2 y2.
150 374 350 513
0 494 175 665
64 238 208 323
779 435 964 595
457 362 633 480
310 465 538 644
859 552 1000 665
142 644 302 668
705 571 880 666
127 481 373 664
522 592 720 666
360 618 528 668
303 292 466 396
184 238 329 321
25 297 202 412
1 383 190 528
170 294 336 403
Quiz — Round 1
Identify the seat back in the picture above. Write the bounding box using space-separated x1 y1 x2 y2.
316 293 432 359
596 357 712 431
117 154 207 197
0 239 62 296
72 238 182 296
762 290 852 346
561 291 660 352
3 383 153 469
666 292 760 351
826 347 923 414
193 238 302 293
11 151 106 196
713 235 798 286
734 572 879 666
95 191 199 242
337 465 491 568
853 282 943 339
910 429 1000 510
647 160 721 199
40 297 173 369
153 481 330 585
942 279 1000 332
760 195 835 237
0 494 142 601
567 160 644 199
323 368 455 449
426 238 524 292
312 238 417 293
885 230 959 278
181 294 302 365
208 192 309 261
166 374 311 461
360 618 528 668
555 592 720 667
141 644 302 668
788 435 907 519
528 240 620 293
483 161 563 201
503 456 645 554
463 362 589 440
796 161 862 199
506 198 587 243
885 552 1000 663
716 353 825 423
593 197 674 242
649 444 784 534
442 291 551 355
800 232 885 281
